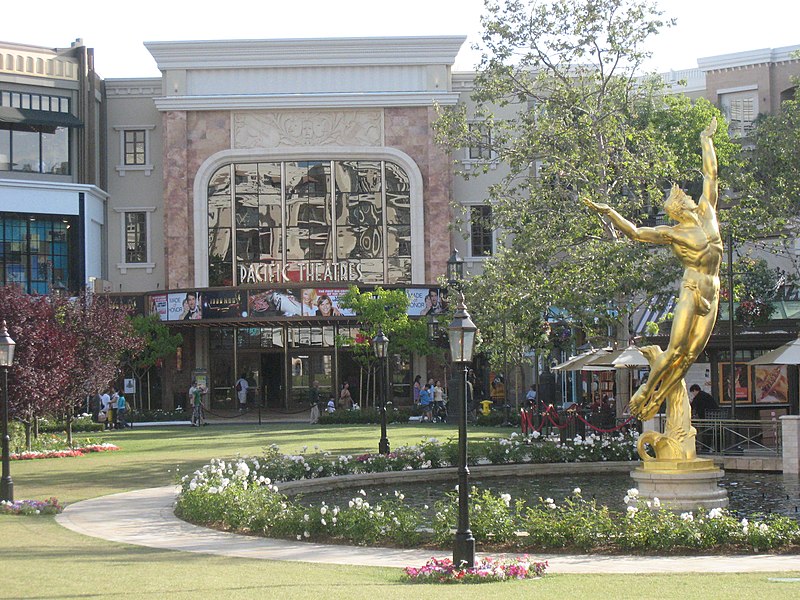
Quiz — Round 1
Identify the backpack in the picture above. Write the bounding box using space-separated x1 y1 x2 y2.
236 381 242 392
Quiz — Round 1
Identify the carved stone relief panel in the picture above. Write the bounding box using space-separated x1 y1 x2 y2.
233 110 383 148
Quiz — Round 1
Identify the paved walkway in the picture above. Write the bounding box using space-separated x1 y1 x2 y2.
56 486 800 574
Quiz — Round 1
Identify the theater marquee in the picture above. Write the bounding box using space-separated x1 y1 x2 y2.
237 261 364 285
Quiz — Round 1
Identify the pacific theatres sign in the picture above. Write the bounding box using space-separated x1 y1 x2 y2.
237 261 364 285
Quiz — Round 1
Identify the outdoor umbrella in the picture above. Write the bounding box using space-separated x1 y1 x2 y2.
552 348 612 372
611 345 650 368
747 337 800 365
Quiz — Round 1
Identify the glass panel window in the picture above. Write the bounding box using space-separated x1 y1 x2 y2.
0 215 74 294
468 123 493 160
124 130 146 165
470 205 494 257
11 130 40 172
124 211 148 263
0 130 10 171
41 127 69 174
208 159 413 287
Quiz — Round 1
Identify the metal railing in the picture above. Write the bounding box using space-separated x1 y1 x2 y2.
691 418 782 456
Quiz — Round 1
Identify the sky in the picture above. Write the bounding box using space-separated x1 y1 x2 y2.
5 0 799 79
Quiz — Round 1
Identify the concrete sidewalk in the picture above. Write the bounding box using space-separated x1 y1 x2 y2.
56 486 800 573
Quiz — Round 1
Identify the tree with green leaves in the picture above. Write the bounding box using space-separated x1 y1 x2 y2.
337 286 438 407
435 0 739 363
122 314 183 410
728 94 800 282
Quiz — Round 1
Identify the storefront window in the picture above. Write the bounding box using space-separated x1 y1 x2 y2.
207 159 413 286
0 215 72 293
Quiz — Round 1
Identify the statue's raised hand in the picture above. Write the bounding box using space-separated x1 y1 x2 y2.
701 117 717 140
582 197 611 215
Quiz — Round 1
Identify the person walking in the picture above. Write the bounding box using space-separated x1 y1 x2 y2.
99 389 110 426
116 390 127 429
189 380 205 426
236 373 249 411
432 380 446 423
419 383 433 422
339 382 353 410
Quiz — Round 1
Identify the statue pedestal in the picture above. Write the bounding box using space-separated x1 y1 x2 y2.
630 458 728 512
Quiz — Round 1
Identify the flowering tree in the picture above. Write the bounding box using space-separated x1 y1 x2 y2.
0 286 77 447
61 294 144 415
0 287 142 447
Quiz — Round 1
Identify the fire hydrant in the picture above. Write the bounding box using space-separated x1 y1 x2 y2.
480 399 493 416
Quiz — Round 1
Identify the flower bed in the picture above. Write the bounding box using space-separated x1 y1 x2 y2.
403 556 547 583
175 434 800 554
0 497 63 515
11 443 119 460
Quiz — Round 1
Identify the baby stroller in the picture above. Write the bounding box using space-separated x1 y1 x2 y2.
432 400 448 423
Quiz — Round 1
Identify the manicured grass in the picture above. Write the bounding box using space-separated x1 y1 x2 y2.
2 422 799 600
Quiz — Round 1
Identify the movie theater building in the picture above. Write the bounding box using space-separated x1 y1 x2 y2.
105 37 466 409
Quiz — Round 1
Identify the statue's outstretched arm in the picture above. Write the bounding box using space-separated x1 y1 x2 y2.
700 117 718 210
583 198 671 245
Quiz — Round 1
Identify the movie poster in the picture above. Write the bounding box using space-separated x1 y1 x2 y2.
246 289 303 317
202 290 244 319
718 362 751 404
150 294 168 321
167 291 203 321
406 288 447 316
315 288 354 317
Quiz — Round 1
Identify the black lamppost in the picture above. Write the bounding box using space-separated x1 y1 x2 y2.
0 320 16 503
447 250 478 568
372 326 390 455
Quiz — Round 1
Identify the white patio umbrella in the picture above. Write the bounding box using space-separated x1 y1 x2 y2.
748 337 800 365
552 348 612 371
611 345 651 368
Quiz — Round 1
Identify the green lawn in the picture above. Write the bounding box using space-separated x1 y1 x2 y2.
2 423 799 600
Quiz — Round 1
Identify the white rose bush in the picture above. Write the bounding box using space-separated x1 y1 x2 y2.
176 437 800 553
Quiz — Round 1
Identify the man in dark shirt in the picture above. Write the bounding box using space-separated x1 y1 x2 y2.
689 384 717 419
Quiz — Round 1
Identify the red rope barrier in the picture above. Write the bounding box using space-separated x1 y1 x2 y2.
575 412 637 433
545 410 572 430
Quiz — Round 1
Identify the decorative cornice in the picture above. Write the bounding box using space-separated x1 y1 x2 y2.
698 45 800 72
106 78 162 97
145 36 466 70
0 178 108 199
152 92 460 111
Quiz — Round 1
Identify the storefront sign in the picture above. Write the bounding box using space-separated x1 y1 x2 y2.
237 261 364 285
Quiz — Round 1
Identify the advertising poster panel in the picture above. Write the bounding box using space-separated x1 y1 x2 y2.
406 287 448 316
247 289 303 317
167 291 203 321
150 294 168 321
202 290 244 319
753 365 789 404
309 288 354 316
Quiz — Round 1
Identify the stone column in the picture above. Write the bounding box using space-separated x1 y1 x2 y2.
780 415 800 474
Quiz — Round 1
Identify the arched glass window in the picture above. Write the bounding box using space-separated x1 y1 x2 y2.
207 159 412 287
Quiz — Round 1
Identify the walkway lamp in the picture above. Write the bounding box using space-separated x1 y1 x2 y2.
449 294 477 568
372 326 391 455
0 320 16 503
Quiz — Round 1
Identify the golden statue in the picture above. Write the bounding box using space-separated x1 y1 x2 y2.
584 118 721 465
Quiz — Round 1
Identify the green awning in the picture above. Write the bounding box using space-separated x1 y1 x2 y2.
0 106 83 128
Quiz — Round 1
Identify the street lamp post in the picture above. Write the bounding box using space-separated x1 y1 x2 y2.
447 250 478 568
0 320 16 503
372 326 390 455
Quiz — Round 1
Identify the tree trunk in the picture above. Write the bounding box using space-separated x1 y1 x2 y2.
66 408 74 447
33 416 39 439
23 419 32 451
